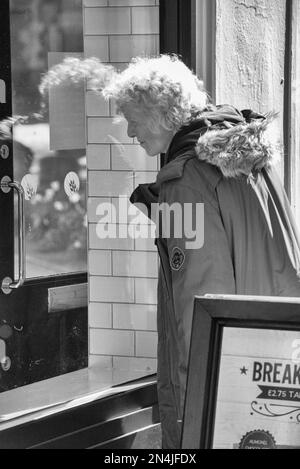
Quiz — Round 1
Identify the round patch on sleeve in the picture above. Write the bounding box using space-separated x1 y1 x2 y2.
170 247 185 271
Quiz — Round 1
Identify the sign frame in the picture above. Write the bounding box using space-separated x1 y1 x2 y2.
181 295 300 449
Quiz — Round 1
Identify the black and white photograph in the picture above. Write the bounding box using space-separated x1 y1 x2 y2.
0 0 299 452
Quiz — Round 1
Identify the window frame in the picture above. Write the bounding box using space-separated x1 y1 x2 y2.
0 0 88 393
159 0 216 97
287 0 300 226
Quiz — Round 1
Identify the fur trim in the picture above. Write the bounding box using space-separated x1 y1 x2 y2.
195 113 281 177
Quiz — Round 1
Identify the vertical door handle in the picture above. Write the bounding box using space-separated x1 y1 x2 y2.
0 179 26 290
9 181 26 289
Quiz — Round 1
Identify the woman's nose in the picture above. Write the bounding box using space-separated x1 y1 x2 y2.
127 122 136 138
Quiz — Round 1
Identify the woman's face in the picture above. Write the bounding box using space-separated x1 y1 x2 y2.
122 104 174 156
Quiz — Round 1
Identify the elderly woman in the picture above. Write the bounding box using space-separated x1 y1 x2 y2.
103 55 300 449
42 54 300 449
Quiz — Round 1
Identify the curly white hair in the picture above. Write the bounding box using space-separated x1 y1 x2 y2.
103 55 209 132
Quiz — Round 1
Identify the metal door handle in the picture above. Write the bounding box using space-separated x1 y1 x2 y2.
9 181 26 289
0 178 26 291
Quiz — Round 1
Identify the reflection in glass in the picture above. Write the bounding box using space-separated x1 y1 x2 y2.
10 0 87 278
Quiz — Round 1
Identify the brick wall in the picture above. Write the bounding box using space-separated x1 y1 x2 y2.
83 0 160 373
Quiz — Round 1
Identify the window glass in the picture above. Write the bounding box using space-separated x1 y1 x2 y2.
10 0 87 278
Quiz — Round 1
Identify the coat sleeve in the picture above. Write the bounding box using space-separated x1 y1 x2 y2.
161 181 236 417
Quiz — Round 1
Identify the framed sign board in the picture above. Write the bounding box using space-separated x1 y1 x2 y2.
181 295 300 449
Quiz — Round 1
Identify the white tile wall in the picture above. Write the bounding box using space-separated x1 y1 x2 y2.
84 0 108 6
90 276 135 302
135 331 158 357
109 35 159 62
113 303 157 330
89 355 113 369
86 91 110 117
85 1 160 368
113 356 157 372
88 197 111 222
134 236 156 252
89 250 112 275
135 278 157 304
84 36 109 61
109 0 156 6
89 224 135 250
90 329 134 355
88 170 134 196
113 251 158 277
85 8 131 35
88 117 132 144
87 145 111 170
131 7 159 34
89 302 112 328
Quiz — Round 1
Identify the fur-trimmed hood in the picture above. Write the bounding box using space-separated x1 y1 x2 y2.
195 112 280 178
165 105 281 179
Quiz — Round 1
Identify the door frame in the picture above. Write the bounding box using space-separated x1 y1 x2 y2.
0 0 88 392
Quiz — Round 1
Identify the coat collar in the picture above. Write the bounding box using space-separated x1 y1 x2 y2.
156 152 195 186
155 106 280 187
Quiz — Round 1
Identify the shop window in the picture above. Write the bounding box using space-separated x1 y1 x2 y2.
10 0 86 278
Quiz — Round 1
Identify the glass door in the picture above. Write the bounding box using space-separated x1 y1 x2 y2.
0 0 88 392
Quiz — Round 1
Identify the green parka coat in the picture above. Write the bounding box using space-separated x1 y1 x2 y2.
130 106 300 449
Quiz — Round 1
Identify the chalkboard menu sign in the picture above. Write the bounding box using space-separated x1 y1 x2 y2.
181 295 300 449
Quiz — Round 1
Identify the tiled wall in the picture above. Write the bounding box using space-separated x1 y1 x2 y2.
83 0 160 373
